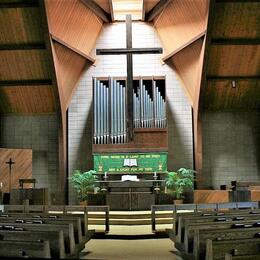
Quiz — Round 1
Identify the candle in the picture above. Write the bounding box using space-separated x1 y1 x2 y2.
153 172 157 178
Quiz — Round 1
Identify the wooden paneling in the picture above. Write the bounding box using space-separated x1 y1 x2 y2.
0 7 44 45
0 148 32 193
93 129 168 153
0 50 52 80
0 85 56 113
212 2 260 39
208 45 260 76
194 190 229 204
203 80 260 110
45 0 102 57
169 38 204 106
154 0 209 56
53 41 91 109
251 190 260 202
144 0 160 13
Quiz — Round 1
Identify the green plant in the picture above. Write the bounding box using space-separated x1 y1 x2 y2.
69 170 97 201
165 168 196 199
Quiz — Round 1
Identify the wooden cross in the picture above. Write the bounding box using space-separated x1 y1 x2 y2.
96 15 162 140
6 158 15 193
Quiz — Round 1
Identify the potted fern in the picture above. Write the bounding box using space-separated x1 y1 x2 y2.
69 169 97 204
165 168 195 204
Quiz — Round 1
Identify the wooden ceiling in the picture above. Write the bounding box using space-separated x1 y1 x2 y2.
0 2 55 114
202 1 260 111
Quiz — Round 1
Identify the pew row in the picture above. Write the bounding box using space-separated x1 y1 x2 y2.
0 240 51 258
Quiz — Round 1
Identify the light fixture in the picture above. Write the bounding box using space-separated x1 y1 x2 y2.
231 80 236 88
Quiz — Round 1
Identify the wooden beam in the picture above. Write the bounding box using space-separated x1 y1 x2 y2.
108 0 114 21
145 0 171 22
51 34 95 63
96 47 163 55
80 0 111 23
211 38 260 45
207 75 260 81
162 30 206 61
0 0 38 8
0 43 45 50
0 79 52 87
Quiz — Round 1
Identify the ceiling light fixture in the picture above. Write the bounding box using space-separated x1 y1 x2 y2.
231 80 236 88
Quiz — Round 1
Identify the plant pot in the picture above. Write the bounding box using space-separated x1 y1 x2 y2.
79 200 88 206
173 199 183 205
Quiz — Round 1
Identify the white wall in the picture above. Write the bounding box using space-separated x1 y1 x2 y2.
68 22 193 203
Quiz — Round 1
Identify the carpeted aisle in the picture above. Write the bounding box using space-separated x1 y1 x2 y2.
82 238 180 260
81 225 182 260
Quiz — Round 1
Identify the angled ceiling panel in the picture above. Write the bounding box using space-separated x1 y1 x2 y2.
0 85 56 114
45 0 103 57
208 45 260 77
203 79 260 111
52 41 92 109
212 2 260 39
154 0 209 56
169 38 204 106
0 7 44 44
0 50 52 81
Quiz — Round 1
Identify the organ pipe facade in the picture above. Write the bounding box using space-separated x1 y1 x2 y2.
93 77 166 145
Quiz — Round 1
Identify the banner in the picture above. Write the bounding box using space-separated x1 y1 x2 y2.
93 152 168 173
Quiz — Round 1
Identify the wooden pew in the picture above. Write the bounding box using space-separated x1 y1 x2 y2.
0 222 75 255
0 229 65 258
193 227 260 260
206 238 260 260
0 240 51 258
0 215 83 243
183 219 260 254
176 209 260 242
225 253 260 259
179 213 260 250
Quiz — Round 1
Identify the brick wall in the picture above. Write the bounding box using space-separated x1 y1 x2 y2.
0 115 59 197
68 22 194 203
202 111 260 189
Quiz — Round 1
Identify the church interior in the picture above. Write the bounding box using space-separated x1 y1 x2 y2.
0 0 259 259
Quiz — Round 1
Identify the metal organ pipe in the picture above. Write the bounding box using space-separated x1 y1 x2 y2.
93 77 166 145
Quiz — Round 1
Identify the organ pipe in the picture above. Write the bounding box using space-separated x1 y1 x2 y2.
93 77 166 145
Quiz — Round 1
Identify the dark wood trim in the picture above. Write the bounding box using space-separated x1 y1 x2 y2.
207 75 260 81
38 0 66 202
0 43 45 51
96 47 163 55
80 0 111 23
0 0 38 8
145 0 171 22
142 0 146 21
51 34 95 63
195 0 216 189
0 79 52 87
108 0 114 21
126 14 133 141
211 38 260 45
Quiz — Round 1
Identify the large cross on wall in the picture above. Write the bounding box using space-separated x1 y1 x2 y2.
96 15 163 141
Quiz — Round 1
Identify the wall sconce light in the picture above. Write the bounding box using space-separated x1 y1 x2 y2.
231 80 236 88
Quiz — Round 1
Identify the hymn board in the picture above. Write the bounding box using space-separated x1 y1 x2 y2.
93 15 168 173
